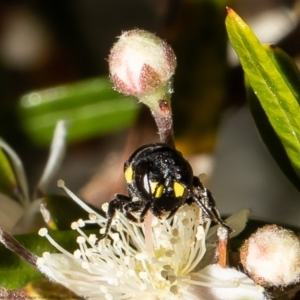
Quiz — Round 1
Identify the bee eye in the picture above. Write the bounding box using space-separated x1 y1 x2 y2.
150 182 164 198
173 182 185 197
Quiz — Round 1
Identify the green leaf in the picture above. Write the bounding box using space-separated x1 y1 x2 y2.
0 149 17 199
264 45 300 101
0 138 29 205
18 77 139 146
0 230 90 289
246 45 300 191
226 8 300 179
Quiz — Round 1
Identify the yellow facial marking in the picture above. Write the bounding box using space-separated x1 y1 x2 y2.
174 182 185 197
124 166 133 183
150 181 164 198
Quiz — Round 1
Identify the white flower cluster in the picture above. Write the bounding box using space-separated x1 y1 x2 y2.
37 182 266 300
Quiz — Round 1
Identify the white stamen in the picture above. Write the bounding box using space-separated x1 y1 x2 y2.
76 236 85 244
37 183 265 300
38 228 48 237
71 222 78 230
38 228 73 259
57 180 105 222
77 219 85 227
101 203 108 212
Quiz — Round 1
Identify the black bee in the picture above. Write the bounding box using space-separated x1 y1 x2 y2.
101 143 230 239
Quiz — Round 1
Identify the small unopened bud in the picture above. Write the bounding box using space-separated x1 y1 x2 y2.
109 29 176 98
240 224 300 287
109 29 176 146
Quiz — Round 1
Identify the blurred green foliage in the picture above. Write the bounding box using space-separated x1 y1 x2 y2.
18 77 139 146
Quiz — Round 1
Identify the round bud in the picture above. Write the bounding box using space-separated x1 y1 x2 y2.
240 224 300 286
109 29 176 97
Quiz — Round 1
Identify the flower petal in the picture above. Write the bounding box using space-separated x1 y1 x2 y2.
188 264 266 300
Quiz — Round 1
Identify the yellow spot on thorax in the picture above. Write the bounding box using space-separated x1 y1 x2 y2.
174 182 185 197
125 166 133 182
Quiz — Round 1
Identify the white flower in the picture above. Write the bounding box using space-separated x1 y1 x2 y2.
37 182 266 300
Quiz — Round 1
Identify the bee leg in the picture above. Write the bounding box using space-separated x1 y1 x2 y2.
100 194 131 240
192 176 232 232
123 200 149 223
138 201 152 222
205 188 232 232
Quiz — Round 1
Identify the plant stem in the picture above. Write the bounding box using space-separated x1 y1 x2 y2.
151 99 175 148
0 227 37 267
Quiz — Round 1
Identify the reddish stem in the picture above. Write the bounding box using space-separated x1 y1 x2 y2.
151 99 175 148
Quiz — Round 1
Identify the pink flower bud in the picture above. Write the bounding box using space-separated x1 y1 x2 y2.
108 29 176 97
240 224 300 287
